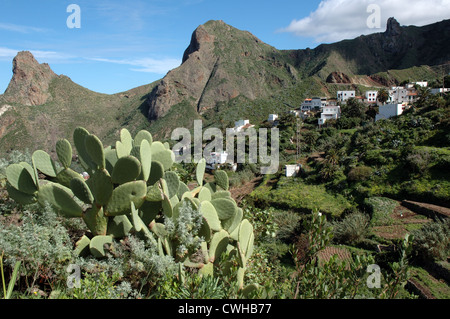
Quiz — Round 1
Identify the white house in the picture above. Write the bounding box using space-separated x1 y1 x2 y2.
205 151 229 170
375 103 405 121
232 119 255 133
268 114 278 122
318 105 341 125
414 81 428 88
388 86 418 104
430 88 449 94
285 164 302 177
365 91 378 103
337 91 355 102
301 97 326 111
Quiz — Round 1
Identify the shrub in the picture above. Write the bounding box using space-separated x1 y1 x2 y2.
405 149 432 175
0 204 73 293
347 166 373 182
272 210 302 242
411 219 450 263
331 212 370 245
363 197 398 226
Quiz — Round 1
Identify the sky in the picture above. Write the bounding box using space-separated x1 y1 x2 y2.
0 0 449 94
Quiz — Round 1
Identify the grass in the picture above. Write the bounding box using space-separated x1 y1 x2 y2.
250 176 352 217
410 266 450 299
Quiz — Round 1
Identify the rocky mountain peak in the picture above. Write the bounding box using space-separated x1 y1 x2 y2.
146 20 294 121
385 17 402 37
3 51 57 106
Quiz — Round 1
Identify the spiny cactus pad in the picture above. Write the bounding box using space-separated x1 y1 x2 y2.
134 130 153 147
32 150 58 177
164 171 180 199
105 180 147 216
199 201 222 232
88 169 113 206
6 164 37 195
211 198 237 220
196 158 206 186
111 155 141 184
214 170 229 191
89 235 113 258
85 134 105 170
56 139 72 169
70 177 94 204
82 206 108 236
37 182 83 218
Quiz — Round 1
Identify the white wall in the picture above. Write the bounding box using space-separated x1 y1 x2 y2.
375 104 404 121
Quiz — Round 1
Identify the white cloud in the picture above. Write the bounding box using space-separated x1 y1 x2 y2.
280 0 450 43
89 57 181 74
0 47 75 62
0 22 48 33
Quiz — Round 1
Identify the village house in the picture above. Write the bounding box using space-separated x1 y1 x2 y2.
365 90 378 103
301 97 327 111
375 103 407 121
285 164 302 177
431 88 449 94
318 104 341 125
268 114 278 122
231 119 255 133
387 86 418 104
337 90 355 102
205 151 231 170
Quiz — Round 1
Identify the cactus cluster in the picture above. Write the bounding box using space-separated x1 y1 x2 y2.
5 127 255 291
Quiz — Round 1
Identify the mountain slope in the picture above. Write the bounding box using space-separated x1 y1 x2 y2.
0 52 156 156
145 18 450 127
146 20 299 121
284 17 450 79
1 18 449 155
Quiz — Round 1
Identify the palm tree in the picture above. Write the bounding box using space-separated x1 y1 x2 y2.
377 88 389 105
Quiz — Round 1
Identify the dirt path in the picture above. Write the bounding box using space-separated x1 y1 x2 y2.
229 176 263 204
402 200 450 219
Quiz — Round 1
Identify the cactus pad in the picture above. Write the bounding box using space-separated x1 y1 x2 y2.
37 182 83 218
70 177 94 204
56 139 72 169
105 180 147 216
85 134 105 169
211 198 237 220
199 201 221 232
32 150 58 177
196 158 206 186
6 163 37 195
111 155 141 184
214 170 229 190
89 235 113 258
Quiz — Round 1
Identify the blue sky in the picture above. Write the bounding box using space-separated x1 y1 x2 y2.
1 0 449 94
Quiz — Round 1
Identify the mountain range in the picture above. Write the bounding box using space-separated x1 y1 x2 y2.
0 17 449 156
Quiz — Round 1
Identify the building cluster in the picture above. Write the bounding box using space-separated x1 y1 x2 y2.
290 80 448 124
176 80 447 174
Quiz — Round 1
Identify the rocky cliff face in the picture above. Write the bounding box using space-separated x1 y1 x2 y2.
145 18 450 121
2 51 57 106
146 20 297 121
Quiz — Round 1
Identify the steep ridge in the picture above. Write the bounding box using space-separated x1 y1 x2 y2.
1 18 449 155
146 20 298 120
145 18 450 122
2 51 57 106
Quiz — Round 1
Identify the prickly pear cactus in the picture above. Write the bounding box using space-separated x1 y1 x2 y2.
5 127 255 290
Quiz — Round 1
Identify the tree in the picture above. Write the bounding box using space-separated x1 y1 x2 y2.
342 98 366 119
377 88 389 105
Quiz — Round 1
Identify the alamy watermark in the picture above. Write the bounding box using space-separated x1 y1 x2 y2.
366 4 381 29
171 120 279 174
66 4 81 29
366 264 381 289
66 264 81 289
